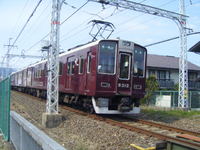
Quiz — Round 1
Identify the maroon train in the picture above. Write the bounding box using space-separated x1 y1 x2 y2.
11 39 147 114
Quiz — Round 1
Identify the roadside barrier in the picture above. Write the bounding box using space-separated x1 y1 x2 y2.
10 111 66 150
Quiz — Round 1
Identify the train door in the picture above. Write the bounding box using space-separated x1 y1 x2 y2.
23 70 27 87
65 56 75 91
59 62 65 90
117 52 132 95
85 52 92 92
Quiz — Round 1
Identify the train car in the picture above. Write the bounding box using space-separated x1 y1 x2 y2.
11 39 147 114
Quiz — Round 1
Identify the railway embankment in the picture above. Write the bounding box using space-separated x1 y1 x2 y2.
11 91 200 150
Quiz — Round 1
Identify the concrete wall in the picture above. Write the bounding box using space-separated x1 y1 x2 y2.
10 111 66 150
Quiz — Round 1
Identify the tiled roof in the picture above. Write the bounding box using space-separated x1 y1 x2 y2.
147 54 200 71
189 41 200 53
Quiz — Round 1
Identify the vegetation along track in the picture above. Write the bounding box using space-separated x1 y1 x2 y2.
14 91 200 149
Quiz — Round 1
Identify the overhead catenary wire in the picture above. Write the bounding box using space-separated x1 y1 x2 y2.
145 31 200 47
11 0 43 48
25 0 89 53
112 0 178 36
61 0 89 25
19 2 51 43
10 0 31 36
61 5 113 41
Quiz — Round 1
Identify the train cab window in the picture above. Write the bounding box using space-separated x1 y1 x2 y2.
79 57 84 74
98 41 117 74
119 53 130 80
87 54 92 73
133 45 146 77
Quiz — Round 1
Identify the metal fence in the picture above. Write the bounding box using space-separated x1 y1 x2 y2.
0 77 10 141
149 91 200 110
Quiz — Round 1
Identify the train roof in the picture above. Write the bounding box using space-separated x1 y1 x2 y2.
11 39 145 75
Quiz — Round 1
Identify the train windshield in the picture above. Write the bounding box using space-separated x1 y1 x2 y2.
98 41 117 74
133 45 146 77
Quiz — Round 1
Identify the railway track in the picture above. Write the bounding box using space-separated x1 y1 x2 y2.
61 105 200 149
109 115 200 136
13 91 200 149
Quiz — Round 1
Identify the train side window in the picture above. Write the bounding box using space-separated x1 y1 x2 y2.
79 56 84 74
87 54 92 73
67 56 75 75
71 61 75 74
59 62 63 75
44 63 48 76
34 69 36 78
67 62 71 74
39 69 41 78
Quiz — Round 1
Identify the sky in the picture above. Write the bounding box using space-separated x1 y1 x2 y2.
0 0 200 70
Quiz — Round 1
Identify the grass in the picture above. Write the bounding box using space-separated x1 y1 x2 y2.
0 136 12 150
142 108 200 118
0 137 6 150
141 106 200 122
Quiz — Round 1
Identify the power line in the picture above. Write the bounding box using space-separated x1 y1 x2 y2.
61 4 128 41
112 0 177 36
145 31 200 47
61 0 89 25
10 0 31 36
61 5 112 40
61 26 91 42
20 2 51 43
11 0 43 47
26 33 49 52
25 0 89 52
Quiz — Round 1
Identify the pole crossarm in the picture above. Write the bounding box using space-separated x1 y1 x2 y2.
89 0 188 21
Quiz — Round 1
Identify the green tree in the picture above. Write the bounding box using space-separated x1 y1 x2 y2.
143 75 159 105
173 83 179 91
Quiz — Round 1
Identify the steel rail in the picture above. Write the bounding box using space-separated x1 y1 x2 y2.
121 116 200 136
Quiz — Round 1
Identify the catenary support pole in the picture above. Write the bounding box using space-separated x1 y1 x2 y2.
42 0 63 128
178 0 188 108
47 0 61 113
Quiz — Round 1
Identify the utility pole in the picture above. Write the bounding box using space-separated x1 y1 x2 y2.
89 0 188 109
178 0 188 108
3 38 17 77
42 0 63 128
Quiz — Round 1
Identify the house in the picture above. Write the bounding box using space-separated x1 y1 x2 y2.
189 41 200 54
146 54 200 90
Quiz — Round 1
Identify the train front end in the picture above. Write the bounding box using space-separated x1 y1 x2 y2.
93 39 147 114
